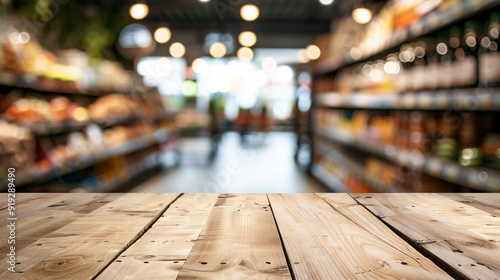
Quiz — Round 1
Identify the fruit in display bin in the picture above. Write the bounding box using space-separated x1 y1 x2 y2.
47 132 94 168
1 41 22 74
88 94 142 123
4 98 54 122
4 97 90 123
0 121 36 175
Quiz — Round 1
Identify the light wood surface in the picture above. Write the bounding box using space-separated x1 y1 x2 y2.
97 193 219 280
177 194 291 280
1 194 179 280
269 193 451 280
441 193 500 216
2 193 500 279
353 193 500 280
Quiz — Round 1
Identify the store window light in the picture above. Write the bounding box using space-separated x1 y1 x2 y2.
129 3 149 20
306 45 321 60
210 42 227 58
352 8 372 24
237 47 254 62
240 4 259 21
169 42 186 58
262 57 277 72
154 27 171 44
238 31 257 47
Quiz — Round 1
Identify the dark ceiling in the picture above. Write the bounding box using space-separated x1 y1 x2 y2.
87 0 385 60
101 0 337 34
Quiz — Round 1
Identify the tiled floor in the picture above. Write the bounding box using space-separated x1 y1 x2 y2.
132 132 329 193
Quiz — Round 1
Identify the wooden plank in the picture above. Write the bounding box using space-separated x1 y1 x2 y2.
0 193 38 210
0 194 123 258
2 193 179 280
269 193 451 280
394 193 500 242
96 193 220 280
177 194 291 280
442 193 500 217
353 194 500 280
0 193 77 220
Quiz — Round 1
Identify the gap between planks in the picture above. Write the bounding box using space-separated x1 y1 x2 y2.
91 193 185 280
352 193 500 280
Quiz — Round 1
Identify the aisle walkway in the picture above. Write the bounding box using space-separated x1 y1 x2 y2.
133 132 329 193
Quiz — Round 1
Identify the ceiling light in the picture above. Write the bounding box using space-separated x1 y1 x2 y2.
169 42 185 58
352 8 372 24
320 0 334 5
240 4 259 21
210 42 227 58
262 57 277 72
129 3 149 20
306 44 321 60
238 31 257 47
154 27 171 44
237 47 254 62
199 0 210 2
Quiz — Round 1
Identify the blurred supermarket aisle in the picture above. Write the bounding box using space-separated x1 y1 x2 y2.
132 132 327 193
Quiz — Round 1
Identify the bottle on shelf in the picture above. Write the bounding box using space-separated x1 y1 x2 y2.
436 31 454 90
478 12 500 88
448 26 465 88
461 21 480 87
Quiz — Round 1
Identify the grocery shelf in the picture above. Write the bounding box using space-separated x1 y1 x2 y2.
93 153 161 193
4 112 178 136
310 164 348 193
1 129 176 189
315 0 500 75
9 120 90 136
314 141 399 192
315 89 500 111
316 127 500 192
0 72 128 96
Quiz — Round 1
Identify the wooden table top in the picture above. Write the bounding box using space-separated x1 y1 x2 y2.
1 193 499 279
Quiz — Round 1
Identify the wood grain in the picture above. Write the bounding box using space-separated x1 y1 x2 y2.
177 194 291 280
353 193 500 280
96 193 219 280
442 193 500 217
0 193 125 268
394 193 500 242
269 193 452 280
2 194 179 280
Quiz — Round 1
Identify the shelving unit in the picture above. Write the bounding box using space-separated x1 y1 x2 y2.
1 68 180 191
316 127 500 192
311 0 500 193
0 72 129 96
0 128 178 189
316 0 500 75
315 89 500 111
314 140 396 192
